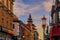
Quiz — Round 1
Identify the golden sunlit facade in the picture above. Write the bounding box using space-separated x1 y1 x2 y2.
0 0 15 40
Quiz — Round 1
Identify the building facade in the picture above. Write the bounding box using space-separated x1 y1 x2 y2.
34 29 39 40
50 0 60 40
20 14 36 40
13 15 20 40
0 0 15 40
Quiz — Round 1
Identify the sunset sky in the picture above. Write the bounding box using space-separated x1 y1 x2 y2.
14 0 53 40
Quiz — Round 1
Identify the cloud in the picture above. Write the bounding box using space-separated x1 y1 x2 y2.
14 0 53 17
42 0 53 12
14 1 41 17
14 8 26 17
13 2 29 17
28 5 41 13
32 15 50 20
13 0 52 40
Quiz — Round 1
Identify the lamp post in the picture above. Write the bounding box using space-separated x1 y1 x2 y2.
42 16 46 40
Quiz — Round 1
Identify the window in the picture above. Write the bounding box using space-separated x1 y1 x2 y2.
9 1 10 10
6 21 8 24
59 11 60 18
10 3 13 11
2 0 4 3
53 13 55 23
13 24 15 29
59 11 60 21
7 0 8 7
2 18 4 26
4 0 7 6
2 0 7 6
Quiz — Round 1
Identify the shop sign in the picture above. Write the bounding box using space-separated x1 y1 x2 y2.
2 27 8 33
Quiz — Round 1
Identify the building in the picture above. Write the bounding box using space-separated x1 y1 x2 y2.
50 0 60 40
0 0 15 40
45 26 50 40
41 16 50 40
21 21 32 40
34 29 39 40
20 14 33 40
26 14 35 40
42 16 46 40
13 15 30 40
32 22 39 40
13 15 20 40
20 14 37 40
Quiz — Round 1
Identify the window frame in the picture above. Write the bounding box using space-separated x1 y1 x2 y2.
53 13 56 23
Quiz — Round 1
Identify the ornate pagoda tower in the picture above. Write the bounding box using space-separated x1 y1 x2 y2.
27 14 33 31
28 14 33 24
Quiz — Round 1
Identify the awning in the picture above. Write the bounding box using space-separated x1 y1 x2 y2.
8 30 14 35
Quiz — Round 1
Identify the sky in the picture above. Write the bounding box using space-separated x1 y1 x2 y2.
14 0 53 40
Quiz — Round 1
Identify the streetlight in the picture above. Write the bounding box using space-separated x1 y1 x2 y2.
42 16 46 40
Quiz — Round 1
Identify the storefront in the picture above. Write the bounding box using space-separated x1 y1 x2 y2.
0 26 14 40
